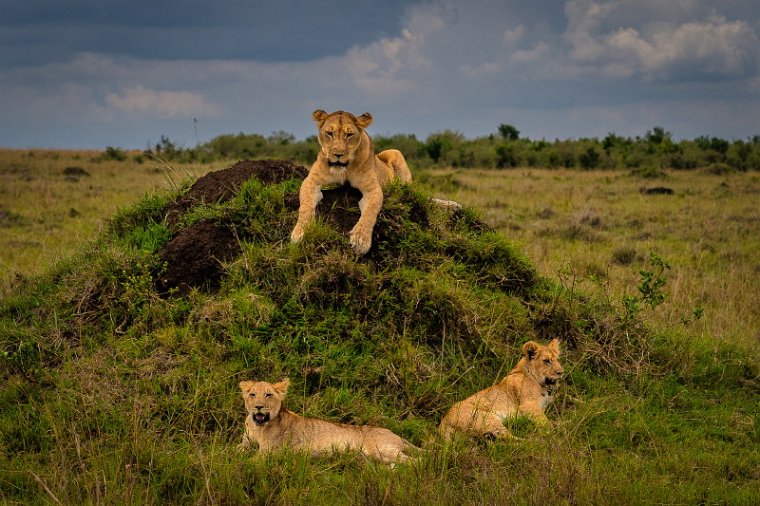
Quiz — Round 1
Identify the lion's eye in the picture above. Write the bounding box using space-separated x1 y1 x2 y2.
543 359 552 364
264 393 273 398
325 131 333 138
346 132 354 138
249 393 256 397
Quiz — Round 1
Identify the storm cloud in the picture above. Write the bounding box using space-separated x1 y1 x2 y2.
1 0 758 148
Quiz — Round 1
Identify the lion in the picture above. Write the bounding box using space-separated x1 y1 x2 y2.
290 109 413 255
237 378 419 465
438 339 564 441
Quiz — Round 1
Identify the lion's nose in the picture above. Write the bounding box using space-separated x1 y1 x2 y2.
254 405 264 411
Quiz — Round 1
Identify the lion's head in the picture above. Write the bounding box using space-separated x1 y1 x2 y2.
521 339 564 387
312 109 373 168
239 378 289 426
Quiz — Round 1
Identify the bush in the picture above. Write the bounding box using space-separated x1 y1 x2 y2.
102 146 127 161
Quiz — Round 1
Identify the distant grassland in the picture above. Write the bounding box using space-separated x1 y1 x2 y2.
2 149 758 347
0 150 224 279
418 168 760 349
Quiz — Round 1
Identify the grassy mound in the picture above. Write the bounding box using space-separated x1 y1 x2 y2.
1 160 758 504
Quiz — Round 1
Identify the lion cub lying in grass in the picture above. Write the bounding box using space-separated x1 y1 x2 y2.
237 379 418 465
438 339 564 440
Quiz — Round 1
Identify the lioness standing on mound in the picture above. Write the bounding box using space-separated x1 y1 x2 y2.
237 378 418 465
290 109 412 255
438 339 564 441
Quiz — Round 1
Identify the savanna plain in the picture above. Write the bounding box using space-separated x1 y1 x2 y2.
1 148 759 505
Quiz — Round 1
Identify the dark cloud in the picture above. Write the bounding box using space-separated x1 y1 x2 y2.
0 0 412 64
1 0 759 148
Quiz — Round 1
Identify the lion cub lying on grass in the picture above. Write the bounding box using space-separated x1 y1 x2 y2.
438 339 564 440
237 379 418 465
290 109 413 255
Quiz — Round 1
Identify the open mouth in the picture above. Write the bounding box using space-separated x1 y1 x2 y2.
252 412 270 425
544 377 558 386
328 160 349 168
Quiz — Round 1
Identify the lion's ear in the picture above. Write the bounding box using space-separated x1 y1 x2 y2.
356 112 373 128
548 339 561 355
312 109 329 124
239 381 253 394
273 378 290 396
522 341 540 360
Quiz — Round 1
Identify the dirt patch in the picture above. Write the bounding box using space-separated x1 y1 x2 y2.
317 185 364 233
63 166 90 177
156 219 242 294
640 186 674 195
163 159 307 229
156 159 308 294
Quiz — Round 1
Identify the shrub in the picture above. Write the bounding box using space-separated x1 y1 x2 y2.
102 146 127 161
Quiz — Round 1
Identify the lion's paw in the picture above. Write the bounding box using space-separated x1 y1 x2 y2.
349 229 372 255
291 225 305 243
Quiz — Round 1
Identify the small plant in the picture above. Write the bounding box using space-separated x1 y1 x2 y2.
638 253 670 308
122 221 171 253
622 253 670 320
680 306 705 325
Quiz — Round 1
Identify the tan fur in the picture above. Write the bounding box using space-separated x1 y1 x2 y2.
290 109 413 255
237 379 418 464
438 339 564 440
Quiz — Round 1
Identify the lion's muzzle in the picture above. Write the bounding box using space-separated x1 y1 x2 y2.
252 412 270 426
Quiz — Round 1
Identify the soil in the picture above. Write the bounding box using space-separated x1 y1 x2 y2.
316 185 364 233
63 166 90 177
163 159 308 229
157 159 308 294
156 219 241 294
641 186 674 195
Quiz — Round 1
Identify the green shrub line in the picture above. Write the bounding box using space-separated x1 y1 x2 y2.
114 126 760 172
1 166 758 504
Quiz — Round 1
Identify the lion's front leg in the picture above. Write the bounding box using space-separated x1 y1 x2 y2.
236 431 253 453
291 176 323 243
350 188 383 255
519 402 552 429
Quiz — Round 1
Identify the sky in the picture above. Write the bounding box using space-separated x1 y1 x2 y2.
1 0 758 149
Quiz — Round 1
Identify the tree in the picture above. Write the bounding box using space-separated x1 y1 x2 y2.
579 147 600 170
496 145 518 168
645 127 671 145
425 131 462 164
498 124 520 141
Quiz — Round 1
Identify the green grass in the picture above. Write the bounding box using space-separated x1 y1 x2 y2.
1 152 759 504
0 149 225 285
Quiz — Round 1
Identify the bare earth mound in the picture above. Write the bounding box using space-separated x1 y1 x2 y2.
155 159 483 294
163 159 308 229
157 160 308 293
156 159 430 294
